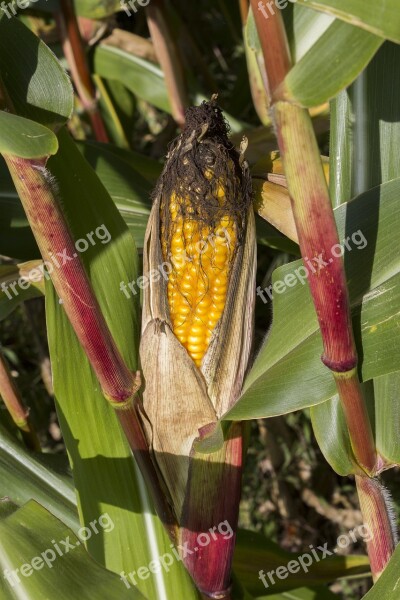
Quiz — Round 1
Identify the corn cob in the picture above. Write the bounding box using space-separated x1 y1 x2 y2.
161 193 237 366
158 99 248 367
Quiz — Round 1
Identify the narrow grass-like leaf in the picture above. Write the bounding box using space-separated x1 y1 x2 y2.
374 372 400 465
94 44 171 113
93 44 247 133
295 0 400 44
79 142 163 184
310 395 355 475
282 3 335 62
0 424 78 531
310 380 375 476
234 529 370 596
282 20 382 107
255 588 339 600
0 263 43 320
77 141 155 249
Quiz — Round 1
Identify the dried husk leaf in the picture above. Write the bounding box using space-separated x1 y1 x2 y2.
140 318 216 517
253 178 298 243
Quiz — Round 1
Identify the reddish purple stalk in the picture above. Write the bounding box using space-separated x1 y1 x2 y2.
4 155 135 404
250 0 395 579
0 348 41 451
180 424 243 597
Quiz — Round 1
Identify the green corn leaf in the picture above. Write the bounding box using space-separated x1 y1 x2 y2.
0 112 58 158
44 128 199 600
283 18 382 107
362 543 400 599
310 395 355 476
0 499 145 599
0 17 73 129
79 142 163 185
77 141 155 249
255 588 339 600
0 263 43 321
94 44 171 114
93 44 246 133
374 372 400 465
234 529 370 597
295 0 400 44
226 177 400 421
0 424 78 532
282 3 336 63
310 380 375 476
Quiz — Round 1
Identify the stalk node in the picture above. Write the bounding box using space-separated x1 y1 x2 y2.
200 585 232 599
322 356 358 372
104 371 141 409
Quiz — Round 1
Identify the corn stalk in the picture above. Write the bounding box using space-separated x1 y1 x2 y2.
0 347 40 451
250 0 396 580
55 0 109 142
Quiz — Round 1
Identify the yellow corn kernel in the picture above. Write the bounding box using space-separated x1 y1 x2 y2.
162 192 237 366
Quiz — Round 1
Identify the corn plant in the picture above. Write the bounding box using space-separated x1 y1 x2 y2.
0 1 400 599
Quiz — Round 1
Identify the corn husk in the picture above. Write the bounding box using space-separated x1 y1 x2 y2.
139 99 257 596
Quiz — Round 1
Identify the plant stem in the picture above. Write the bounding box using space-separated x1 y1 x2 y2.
356 476 398 581
250 0 396 577
239 0 249 26
201 591 232 600
334 370 376 473
55 0 109 142
113 398 179 541
250 0 291 100
3 156 172 535
180 424 243 598
272 98 376 473
145 0 188 128
0 348 41 451
4 155 135 405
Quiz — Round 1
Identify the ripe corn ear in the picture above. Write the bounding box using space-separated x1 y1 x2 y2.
139 98 256 597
